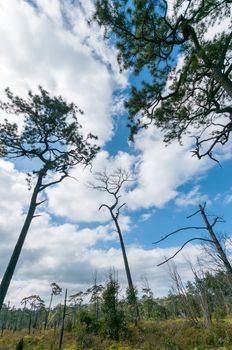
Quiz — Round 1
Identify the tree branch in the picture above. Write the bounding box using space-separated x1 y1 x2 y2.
153 226 207 245
39 173 68 191
157 237 214 267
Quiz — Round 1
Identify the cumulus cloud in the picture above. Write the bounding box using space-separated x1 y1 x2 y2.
0 0 230 309
0 0 225 222
0 0 127 144
0 157 207 306
139 212 154 222
127 127 212 210
0 160 30 244
224 189 232 205
46 125 214 222
175 186 210 207
47 150 136 222
4 216 206 305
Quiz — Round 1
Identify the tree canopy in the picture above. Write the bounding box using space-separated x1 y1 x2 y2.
0 87 99 310
0 86 99 176
94 0 232 161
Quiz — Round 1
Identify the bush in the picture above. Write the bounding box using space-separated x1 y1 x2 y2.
101 275 127 340
78 308 99 334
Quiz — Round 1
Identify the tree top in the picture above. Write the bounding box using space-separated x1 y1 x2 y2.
0 86 99 174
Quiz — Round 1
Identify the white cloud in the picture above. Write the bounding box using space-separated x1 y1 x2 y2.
46 150 136 222
0 0 228 223
46 124 219 222
127 127 212 210
3 214 206 305
214 187 232 205
0 159 207 305
0 160 30 245
0 152 223 307
0 0 127 145
175 185 210 207
224 189 232 204
0 0 231 309
140 213 153 222
204 13 232 40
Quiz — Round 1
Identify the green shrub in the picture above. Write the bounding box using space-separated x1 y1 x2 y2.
105 342 141 350
78 308 99 334
101 275 127 340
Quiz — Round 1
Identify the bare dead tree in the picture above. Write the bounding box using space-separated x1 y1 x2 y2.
91 169 139 321
189 259 212 328
44 282 62 330
154 203 232 278
58 288 67 350
168 263 199 324
198 204 232 277
91 169 134 291
202 232 228 273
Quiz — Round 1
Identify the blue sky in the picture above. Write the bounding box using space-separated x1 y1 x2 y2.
0 0 231 305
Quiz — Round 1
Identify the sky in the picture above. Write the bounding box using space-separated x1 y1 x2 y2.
0 0 232 306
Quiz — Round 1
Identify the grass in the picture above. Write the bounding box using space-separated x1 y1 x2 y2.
1 320 232 350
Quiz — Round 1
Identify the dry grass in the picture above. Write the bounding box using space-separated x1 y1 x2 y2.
1 320 232 350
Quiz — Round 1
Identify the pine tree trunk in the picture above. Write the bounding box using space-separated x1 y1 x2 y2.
187 24 232 99
211 67 232 100
112 215 133 289
0 172 43 311
112 214 139 322
59 289 67 350
44 292 53 330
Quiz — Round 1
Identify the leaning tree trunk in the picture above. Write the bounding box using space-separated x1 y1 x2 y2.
44 292 53 331
112 215 134 291
111 212 139 322
0 172 43 311
59 289 67 350
199 204 232 278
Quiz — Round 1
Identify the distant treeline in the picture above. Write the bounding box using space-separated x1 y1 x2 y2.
1 269 232 339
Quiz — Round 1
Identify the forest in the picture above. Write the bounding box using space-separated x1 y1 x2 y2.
0 0 231 349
